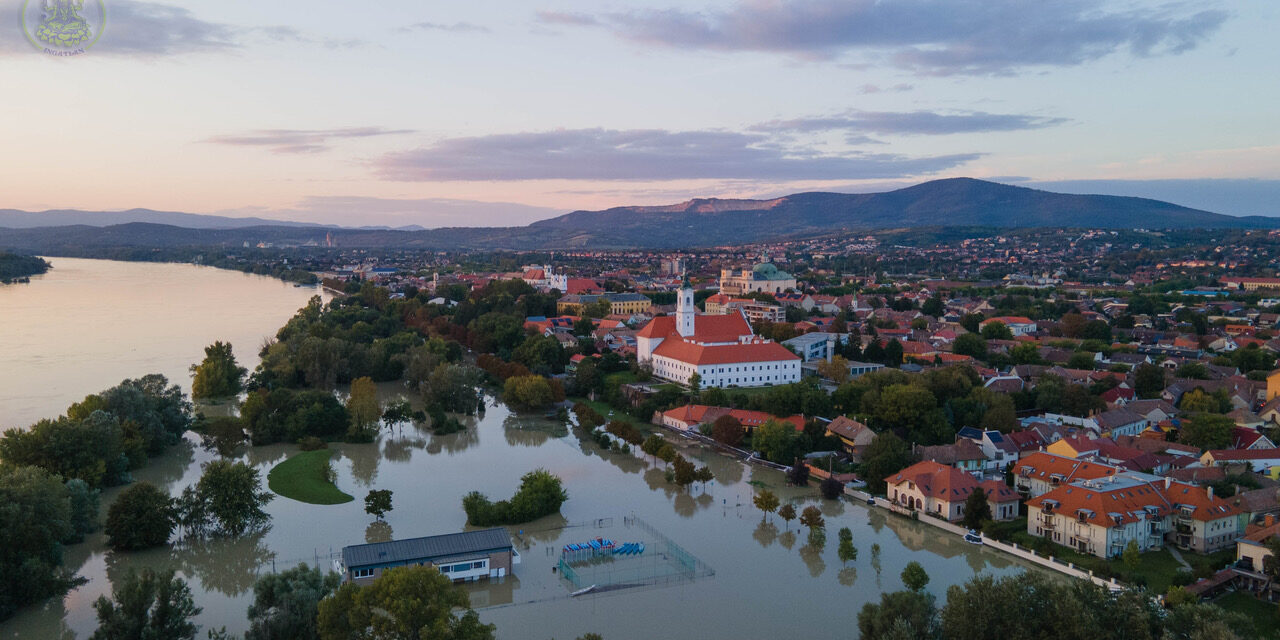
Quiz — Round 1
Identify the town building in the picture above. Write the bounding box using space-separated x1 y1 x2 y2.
557 292 651 316
885 460 1021 522
704 293 785 323
824 416 875 458
1026 475 1241 558
637 281 800 389
978 316 1038 336
1012 452 1120 498
341 528 519 584
719 260 797 296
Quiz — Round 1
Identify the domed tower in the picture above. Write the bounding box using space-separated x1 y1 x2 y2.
677 274 696 338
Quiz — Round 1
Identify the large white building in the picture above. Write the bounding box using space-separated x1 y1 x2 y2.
719 261 797 296
637 282 801 388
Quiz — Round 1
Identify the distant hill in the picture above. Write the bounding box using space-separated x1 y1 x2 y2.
0 208 331 230
1 179 1275 251
525 178 1277 246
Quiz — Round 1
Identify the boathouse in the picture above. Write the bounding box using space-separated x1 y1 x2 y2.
341 528 519 584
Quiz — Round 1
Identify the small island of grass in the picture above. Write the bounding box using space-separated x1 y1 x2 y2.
267 449 354 505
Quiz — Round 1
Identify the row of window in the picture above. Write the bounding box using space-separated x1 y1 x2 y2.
352 559 488 579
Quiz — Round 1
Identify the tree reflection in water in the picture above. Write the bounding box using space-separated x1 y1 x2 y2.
171 532 276 596
342 446 380 487
142 438 197 489
799 541 826 578
778 530 796 550
752 520 779 548
382 434 426 463
504 512 569 545
365 520 393 544
426 425 479 455
837 566 858 587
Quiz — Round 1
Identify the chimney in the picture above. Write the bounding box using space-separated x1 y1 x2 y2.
1266 514 1276 528
1207 485 1214 500
1164 477 1172 490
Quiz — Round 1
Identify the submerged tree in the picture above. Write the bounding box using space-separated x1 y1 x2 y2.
191 341 248 400
365 489 394 521
317 565 494 640
90 569 200 640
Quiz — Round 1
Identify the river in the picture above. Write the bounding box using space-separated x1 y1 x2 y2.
0 258 1043 639
0 257 331 430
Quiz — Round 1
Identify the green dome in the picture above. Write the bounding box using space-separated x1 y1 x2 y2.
751 262 790 281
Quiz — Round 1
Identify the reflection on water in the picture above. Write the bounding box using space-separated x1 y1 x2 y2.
365 521 394 544
0 259 1053 640
799 541 827 578
752 520 779 548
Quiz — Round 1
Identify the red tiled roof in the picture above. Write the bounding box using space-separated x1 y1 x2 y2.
651 338 798 365
1013 452 1118 483
635 313 752 342
886 460 1019 503
1028 476 1240 526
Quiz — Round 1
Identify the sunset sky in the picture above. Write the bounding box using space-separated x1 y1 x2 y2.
1 0 1277 227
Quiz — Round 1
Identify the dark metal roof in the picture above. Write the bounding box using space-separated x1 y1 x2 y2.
342 528 513 569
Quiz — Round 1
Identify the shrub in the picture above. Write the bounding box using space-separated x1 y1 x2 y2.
462 469 567 526
105 482 175 550
297 436 327 451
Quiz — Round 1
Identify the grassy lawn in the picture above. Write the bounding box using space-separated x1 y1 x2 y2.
570 397 651 431
604 371 637 386
984 517 1234 593
267 449 354 505
1214 592 1279 638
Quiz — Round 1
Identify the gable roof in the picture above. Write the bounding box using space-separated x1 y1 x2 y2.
1013 451 1119 484
636 313 753 342
885 460 1019 503
343 528 513 569
651 338 798 366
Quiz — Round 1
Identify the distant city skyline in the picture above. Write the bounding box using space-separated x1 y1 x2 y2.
1 0 1276 226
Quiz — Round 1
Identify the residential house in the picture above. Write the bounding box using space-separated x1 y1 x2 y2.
1094 408 1150 438
1235 515 1280 576
914 439 988 474
1201 449 1280 473
885 460 1021 522
825 416 875 458
1026 475 1240 558
979 316 1038 337
1012 452 1119 498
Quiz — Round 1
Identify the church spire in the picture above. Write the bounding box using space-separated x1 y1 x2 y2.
677 273 695 338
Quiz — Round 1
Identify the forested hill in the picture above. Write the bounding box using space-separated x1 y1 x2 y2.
0 251 50 282
0 179 1275 251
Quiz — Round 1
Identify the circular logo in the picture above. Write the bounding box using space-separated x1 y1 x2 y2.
21 0 107 56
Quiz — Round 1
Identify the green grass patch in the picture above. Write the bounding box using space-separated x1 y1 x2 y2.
604 371 637 386
1214 591 1280 638
267 449 354 505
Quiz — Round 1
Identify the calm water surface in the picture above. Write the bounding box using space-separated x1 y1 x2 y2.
0 259 1045 639
0 257 330 429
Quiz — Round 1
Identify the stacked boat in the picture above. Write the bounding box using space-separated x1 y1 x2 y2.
560 538 645 559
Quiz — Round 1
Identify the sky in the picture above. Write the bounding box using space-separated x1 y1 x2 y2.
1 0 1277 228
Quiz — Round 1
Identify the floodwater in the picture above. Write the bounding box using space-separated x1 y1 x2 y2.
0 257 331 429
0 259 1046 639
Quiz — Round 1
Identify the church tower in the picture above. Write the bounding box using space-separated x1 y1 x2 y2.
677 275 696 338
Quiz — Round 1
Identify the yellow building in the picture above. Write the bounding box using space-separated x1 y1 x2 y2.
557 293 651 316
1267 369 1280 401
